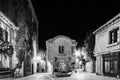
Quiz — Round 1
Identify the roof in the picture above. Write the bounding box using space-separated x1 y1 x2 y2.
93 13 120 34
0 11 18 30
46 35 77 44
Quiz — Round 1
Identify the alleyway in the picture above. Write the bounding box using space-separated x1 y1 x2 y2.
1 69 120 80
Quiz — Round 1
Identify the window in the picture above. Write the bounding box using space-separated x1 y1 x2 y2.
59 46 64 54
109 27 119 44
5 30 8 42
0 27 3 41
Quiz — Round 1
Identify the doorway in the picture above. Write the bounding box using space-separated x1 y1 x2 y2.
103 52 119 77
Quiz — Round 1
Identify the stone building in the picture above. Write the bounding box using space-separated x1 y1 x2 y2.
93 13 120 78
0 11 18 77
46 35 77 72
0 0 38 77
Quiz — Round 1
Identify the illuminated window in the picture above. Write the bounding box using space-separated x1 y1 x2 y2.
109 27 119 44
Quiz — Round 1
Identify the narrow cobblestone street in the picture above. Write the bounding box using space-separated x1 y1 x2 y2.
1 69 120 80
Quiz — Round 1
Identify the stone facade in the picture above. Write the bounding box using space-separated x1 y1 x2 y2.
46 35 77 72
0 11 18 76
93 13 120 77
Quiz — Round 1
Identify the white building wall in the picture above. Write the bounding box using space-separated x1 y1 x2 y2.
95 21 120 54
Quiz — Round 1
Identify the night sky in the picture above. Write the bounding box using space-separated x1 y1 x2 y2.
31 0 120 50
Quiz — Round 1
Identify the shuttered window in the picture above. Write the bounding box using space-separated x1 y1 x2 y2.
59 45 64 54
109 27 119 44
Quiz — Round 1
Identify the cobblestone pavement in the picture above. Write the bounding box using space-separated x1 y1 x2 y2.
73 69 119 80
0 69 120 80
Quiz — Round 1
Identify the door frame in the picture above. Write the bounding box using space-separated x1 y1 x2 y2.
103 52 119 77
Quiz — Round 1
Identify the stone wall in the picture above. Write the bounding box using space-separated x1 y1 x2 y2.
46 36 76 64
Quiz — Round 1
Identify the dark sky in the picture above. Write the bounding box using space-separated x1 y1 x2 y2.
31 0 120 50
